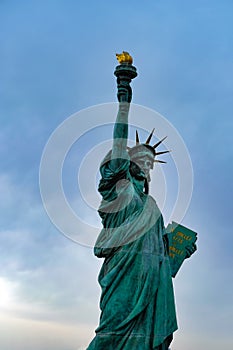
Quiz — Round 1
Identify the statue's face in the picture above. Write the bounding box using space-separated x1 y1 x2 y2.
134 156 154 179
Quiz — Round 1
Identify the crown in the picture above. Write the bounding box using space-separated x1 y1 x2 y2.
128 129 170 164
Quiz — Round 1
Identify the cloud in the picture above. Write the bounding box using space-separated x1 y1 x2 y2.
0 173 101 329
0 313 93 350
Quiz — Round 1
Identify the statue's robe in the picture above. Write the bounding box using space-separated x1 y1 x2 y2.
87 154 177 350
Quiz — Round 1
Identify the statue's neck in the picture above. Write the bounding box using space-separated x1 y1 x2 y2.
132 177 147 195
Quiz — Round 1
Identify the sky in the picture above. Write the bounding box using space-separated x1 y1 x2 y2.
0 0 233 349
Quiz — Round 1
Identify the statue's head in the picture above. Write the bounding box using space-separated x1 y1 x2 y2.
128 130 169 192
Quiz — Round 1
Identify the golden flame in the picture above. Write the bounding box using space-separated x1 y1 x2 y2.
116 51 133 64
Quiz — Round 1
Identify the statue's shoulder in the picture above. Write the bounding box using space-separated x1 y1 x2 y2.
148 194 159 207
99 150 130 177
147 194 163 218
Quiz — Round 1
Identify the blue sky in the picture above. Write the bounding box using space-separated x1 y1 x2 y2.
1 0 233 349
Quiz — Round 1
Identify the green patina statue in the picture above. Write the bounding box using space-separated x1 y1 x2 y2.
87 53 196 350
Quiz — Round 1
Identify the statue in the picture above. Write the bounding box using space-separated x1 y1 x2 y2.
86 53 197 350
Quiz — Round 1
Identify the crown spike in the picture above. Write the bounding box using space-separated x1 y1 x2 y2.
154 160 167 163
153 136 167 149
155 150 171 156
145 128 155 144
136 130 140 145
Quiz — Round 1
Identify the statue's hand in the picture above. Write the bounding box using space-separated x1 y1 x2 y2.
185 242 197 259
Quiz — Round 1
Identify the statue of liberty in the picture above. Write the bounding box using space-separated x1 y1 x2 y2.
87 52 196 350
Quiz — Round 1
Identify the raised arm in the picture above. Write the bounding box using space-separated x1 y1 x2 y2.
112 53 137 161
112 102 130 160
